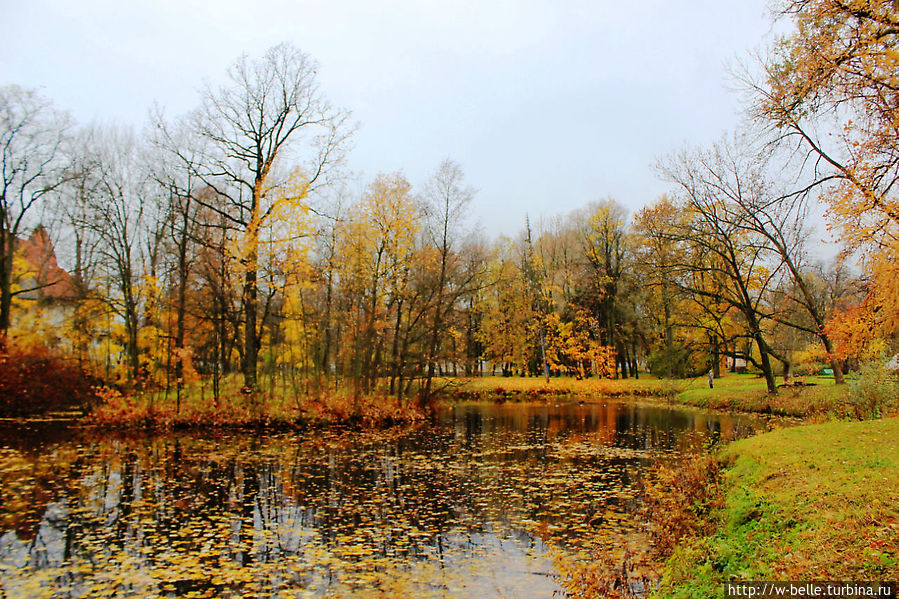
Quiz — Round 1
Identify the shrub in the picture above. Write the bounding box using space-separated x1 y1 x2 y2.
640 454 723 558
0 339 99 417
846 358 899 419
553 453 723 599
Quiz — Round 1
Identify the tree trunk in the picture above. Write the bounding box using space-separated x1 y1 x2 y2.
631 340 639 379
395 302 412 405
243 246 259 391
363 249 383 396
124 300 141 385
619 346 629 379
0 235 12 337
755 333 778 394
389 296 403 396
820 334 845 384
320 269 333 380
538 325 550 382
710 335 721 379
174 207 191 413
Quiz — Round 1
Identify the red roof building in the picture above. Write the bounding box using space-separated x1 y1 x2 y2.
16 227 78 301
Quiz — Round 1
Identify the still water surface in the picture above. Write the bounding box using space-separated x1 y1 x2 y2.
0 400 773 598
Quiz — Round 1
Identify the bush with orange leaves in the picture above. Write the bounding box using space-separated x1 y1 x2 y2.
0 338 100 417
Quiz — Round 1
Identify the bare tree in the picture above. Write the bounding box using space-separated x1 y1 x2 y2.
53 127 106 365
0 85 71 335
83 125 165 384
178 43 351 390
311 191 348 386
148 120 207 406
659 139 785 393
663 133 849 384
726 155 848 384
420 159 474 400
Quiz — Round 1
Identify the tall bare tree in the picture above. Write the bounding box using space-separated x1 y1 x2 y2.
147 122 207 405
659 140 785 393
421 159 474 400
179 43 351 390
84 125 166 384
726 154 848 384
0 85 71 335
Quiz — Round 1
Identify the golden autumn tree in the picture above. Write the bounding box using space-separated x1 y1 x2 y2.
576 200 634 377
753 1 899 345
544 309 615 378
476 237 537 376
636 195 755 379
632 196 686 354
760 0 899 224
257 172 316 396
333 210 377 391
362 172 420 396
331 173 420 401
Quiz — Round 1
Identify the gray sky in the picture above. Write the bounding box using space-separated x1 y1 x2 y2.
1 0 775 237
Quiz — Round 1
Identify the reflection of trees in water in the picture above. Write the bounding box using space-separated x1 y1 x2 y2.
0 403 771 596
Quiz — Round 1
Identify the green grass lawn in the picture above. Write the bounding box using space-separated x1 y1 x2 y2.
655 417 899 597
444 372 851 418
673 373 850 417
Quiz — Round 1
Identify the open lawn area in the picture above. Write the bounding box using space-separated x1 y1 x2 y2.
443 372 852 419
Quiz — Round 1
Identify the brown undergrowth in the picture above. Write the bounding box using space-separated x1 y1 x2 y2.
553 453 725 598
87 385 431 430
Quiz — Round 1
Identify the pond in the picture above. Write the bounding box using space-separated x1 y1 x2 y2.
0 399 774 598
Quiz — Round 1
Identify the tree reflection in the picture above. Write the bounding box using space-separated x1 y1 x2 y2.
0 402 772 597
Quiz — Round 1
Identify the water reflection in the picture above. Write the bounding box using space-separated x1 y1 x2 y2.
0 399 771 598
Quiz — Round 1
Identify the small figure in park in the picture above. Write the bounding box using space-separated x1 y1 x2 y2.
708 369 714 389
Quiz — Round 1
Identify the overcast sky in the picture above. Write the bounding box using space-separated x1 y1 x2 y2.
1 0 776 238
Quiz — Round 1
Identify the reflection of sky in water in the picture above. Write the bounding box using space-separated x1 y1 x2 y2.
0 400 774 598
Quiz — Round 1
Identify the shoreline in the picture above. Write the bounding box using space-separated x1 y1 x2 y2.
652 416 899 598
2 371 847 430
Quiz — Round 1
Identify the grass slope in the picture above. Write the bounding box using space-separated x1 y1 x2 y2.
657 417 899 598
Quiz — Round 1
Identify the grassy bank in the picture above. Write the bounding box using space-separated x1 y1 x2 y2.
440 373 676 400
443 372 851 418
670 373 850 418
655 417 899 597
